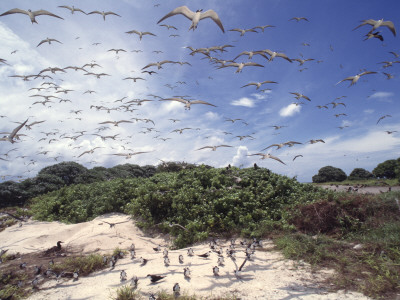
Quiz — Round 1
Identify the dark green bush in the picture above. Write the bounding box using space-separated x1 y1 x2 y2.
348 168 374 180
373 159 398 179
312 166 347 183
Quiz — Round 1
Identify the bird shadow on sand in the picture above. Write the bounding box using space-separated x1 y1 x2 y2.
275 282 329 300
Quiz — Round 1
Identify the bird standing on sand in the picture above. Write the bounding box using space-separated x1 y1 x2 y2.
157 6 225 33
147 274 166 283
120 270 127 281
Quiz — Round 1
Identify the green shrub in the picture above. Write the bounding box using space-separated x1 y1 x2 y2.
312 166 347 183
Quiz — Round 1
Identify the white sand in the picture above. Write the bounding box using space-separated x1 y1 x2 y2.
0 213 371 300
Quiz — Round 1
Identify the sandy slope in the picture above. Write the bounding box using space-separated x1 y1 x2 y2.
0 213 371 300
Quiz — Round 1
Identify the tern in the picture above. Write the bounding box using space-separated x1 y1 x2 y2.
160 97 216 110
88 10 121 20
218 62 264 73
336 71 377 86
0 8 64 23
0 119 28 143
229 28 257 36
376 115 391 124
290 92 311 101
126 30 156 40
231 257 248 277
353 19 396 37
58 6 86 14
293 155 303 161
247 153 286 164
157 6 224 33
142 60 175 70
241 80 277 89
289 17 309 22
147 274 166 283
37 37 62 47
252 25 275 32
111 152 152 159
196 145 232 151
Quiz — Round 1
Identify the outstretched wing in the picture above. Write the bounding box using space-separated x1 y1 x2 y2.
157 6 195 24
33 10 64 19
200 10 225 33
9 119 28 140
190 100 217 107
0 8 29 17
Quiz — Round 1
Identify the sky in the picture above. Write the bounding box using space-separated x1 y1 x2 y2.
0 0 399 183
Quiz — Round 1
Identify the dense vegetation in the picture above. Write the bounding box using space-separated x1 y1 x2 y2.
312 158 400 183
30 166 331 247
0 161 156 207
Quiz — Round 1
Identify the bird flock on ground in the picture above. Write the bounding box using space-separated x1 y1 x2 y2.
0 3 398 181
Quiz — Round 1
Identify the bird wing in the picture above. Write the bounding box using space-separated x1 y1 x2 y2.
238 258 248 271
335 76 353 85
261 80 278 84
243 62 264 67
241 83 257 88
34 10 64 19
352 19 375 31
142 63 156 70
217 145 232 148
105 11 121 17
0 8 29 16
360 71 377 76
143 32 156 36
270 155 286 165
196 146 213 150
200 10 225 33
157 6 195 24
190 100 217 106
9 119 28 140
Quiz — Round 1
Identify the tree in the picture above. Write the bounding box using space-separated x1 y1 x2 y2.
372 159 397 179
38 161 88 185
312 166 347 183
348 168 374 180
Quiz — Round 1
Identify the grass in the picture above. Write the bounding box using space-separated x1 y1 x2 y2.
275 192 400 298
111 286 241 300
50 253 107 276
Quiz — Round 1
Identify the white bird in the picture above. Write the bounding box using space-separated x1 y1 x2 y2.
88 10 121 20
231 257 248 277
247 153 286 165
126 30 156 40
142 60 175 70
120 270 127 281
58 5 87 14
218 62 264 73
196 145 232 151
353 19 396 36
241 80 277 89
0 8 64 23
184 267 191 278
336 71 377 86
157 6 225 33
0 119 28 143
160 97 216 110
37 37 62 47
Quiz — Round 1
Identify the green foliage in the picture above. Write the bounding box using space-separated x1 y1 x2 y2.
31 166 331 246
373 159 398 179
348 168 374 181
39 161 88 185
312 165 347 183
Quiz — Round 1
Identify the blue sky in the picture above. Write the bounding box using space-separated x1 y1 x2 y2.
0 0 399 183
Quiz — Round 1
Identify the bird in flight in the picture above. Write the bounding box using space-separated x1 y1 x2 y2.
37 37 62 47
0 119 28 143
218 62 264 73
88 10 121 20
196 145 232 151
160 97 216 110
376 115 391 124
247 153 286 164
289 17 309 22
336 71 377 86
0 8 64 23
58 5 87 15
157 6 225 33
241 81 277 90
353 19 396 37
126 30 156 41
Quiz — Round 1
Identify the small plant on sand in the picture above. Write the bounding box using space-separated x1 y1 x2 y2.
112 285 142 300
51 254 106 276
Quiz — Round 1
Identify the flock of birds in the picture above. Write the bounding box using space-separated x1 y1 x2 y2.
2 235 263 299
0 4 398 179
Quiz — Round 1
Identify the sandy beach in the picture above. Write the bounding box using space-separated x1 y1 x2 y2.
0 213 371 300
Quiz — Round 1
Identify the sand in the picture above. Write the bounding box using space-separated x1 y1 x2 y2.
0 213 371 300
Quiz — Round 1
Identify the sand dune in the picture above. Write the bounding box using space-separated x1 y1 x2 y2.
0 213 371 299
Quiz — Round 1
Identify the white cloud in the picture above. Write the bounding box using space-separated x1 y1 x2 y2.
363 109 374 114
230 97 255 107
279 103 301 117
368 91 394 99
251 92 270 100
231 146 251 168
204 111 220 120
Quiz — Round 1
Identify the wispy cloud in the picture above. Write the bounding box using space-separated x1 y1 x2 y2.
279 104 301 117
368 91 394 100
230 97 255 107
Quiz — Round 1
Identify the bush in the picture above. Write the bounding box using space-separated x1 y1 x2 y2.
348 168 374 180
373 159 398 179
312 166 347 183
